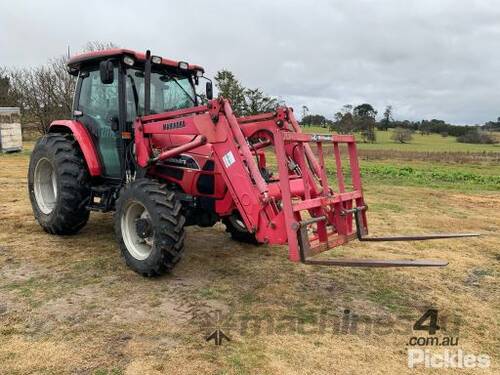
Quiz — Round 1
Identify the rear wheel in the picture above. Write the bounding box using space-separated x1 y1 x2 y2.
28 133 90 234
222 213 260 245
114 179 186 276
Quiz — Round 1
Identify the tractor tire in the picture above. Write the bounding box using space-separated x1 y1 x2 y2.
222 214 260 245
28 133 91 235
114 179 186 276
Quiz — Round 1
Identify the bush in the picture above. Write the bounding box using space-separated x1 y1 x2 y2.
391 127 413 143
456 130 497 144
440 131 449 137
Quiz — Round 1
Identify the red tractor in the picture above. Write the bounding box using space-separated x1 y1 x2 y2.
28 49 477 276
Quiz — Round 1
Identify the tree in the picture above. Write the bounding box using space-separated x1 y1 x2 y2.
0 69 16 106
214 70 247 115
302 114 326 127
360 117 377 142
341 104 353 115
354 103 377 142
332 112 343 131
243 87 278 116
334 105 355 134
353 103 377 118
82 41 119 52
214 69 278 116
5 41 118 133
337 112 355 134
391 127 413 143
379 105 393 131
301 105 309 125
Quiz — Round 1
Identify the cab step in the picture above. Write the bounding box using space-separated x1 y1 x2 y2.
87 186 118 212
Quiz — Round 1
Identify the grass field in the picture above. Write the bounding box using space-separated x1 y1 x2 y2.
304 127 500 153
298 128 500 191
0 139 498 374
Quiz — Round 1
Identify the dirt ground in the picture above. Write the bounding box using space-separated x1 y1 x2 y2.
0 151 498 374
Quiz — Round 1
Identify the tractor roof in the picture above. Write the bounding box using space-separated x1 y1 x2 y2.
67 48 204 75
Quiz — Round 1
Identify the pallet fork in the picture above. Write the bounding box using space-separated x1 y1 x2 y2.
210 104 479 267
274 129 479 267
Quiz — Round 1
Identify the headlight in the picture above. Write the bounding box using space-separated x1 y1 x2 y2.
151 55 162 64
196 69 203 77
123 56 135 66
178 61 189 70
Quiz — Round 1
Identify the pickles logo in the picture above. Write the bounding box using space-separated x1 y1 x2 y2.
408 349 490 369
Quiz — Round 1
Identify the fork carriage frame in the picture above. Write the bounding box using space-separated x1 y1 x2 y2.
134 98 478 267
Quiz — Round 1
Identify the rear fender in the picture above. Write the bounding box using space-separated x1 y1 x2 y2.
49 120 102 176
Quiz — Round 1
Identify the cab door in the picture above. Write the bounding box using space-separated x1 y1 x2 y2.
76 66 121 178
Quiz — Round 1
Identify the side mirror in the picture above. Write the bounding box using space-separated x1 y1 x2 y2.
99 60 114 84
206 81 213 100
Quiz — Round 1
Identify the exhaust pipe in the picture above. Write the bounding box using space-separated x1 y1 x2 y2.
144 50 152 116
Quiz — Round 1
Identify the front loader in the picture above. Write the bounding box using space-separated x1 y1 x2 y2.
28 49 479 276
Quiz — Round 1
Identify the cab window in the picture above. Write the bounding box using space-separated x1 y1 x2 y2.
125 69 195 125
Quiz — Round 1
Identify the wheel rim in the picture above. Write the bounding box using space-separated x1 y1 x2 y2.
228 215 248 232
121 201 154 260
235 218 246 230
33 157 58 215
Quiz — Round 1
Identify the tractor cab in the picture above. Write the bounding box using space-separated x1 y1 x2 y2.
67 49 209 178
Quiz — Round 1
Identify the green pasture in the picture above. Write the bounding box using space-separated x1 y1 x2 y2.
303 126 500 153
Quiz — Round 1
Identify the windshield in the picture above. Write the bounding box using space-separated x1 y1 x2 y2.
125 68 196 123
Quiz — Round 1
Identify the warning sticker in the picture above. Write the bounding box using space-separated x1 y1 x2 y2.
222 151 236 168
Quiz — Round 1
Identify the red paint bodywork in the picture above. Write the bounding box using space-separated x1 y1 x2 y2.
67 48 204 74
134 98 367 261
49 120 102 176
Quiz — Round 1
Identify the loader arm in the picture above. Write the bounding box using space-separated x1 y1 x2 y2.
134 98 479 267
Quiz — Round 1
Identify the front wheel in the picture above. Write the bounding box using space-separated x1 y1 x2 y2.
114 179 186 276
222 213 260 245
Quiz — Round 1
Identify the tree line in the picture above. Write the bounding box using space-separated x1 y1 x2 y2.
301 104 498 144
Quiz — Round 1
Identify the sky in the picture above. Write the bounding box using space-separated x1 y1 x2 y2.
1 0 499 125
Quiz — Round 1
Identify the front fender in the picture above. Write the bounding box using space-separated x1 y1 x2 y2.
49 120 102 176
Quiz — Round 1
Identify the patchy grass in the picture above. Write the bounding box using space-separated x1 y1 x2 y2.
368 288 411 314
0 146 498 374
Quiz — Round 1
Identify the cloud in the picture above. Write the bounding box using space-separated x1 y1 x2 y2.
1 0 499 124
